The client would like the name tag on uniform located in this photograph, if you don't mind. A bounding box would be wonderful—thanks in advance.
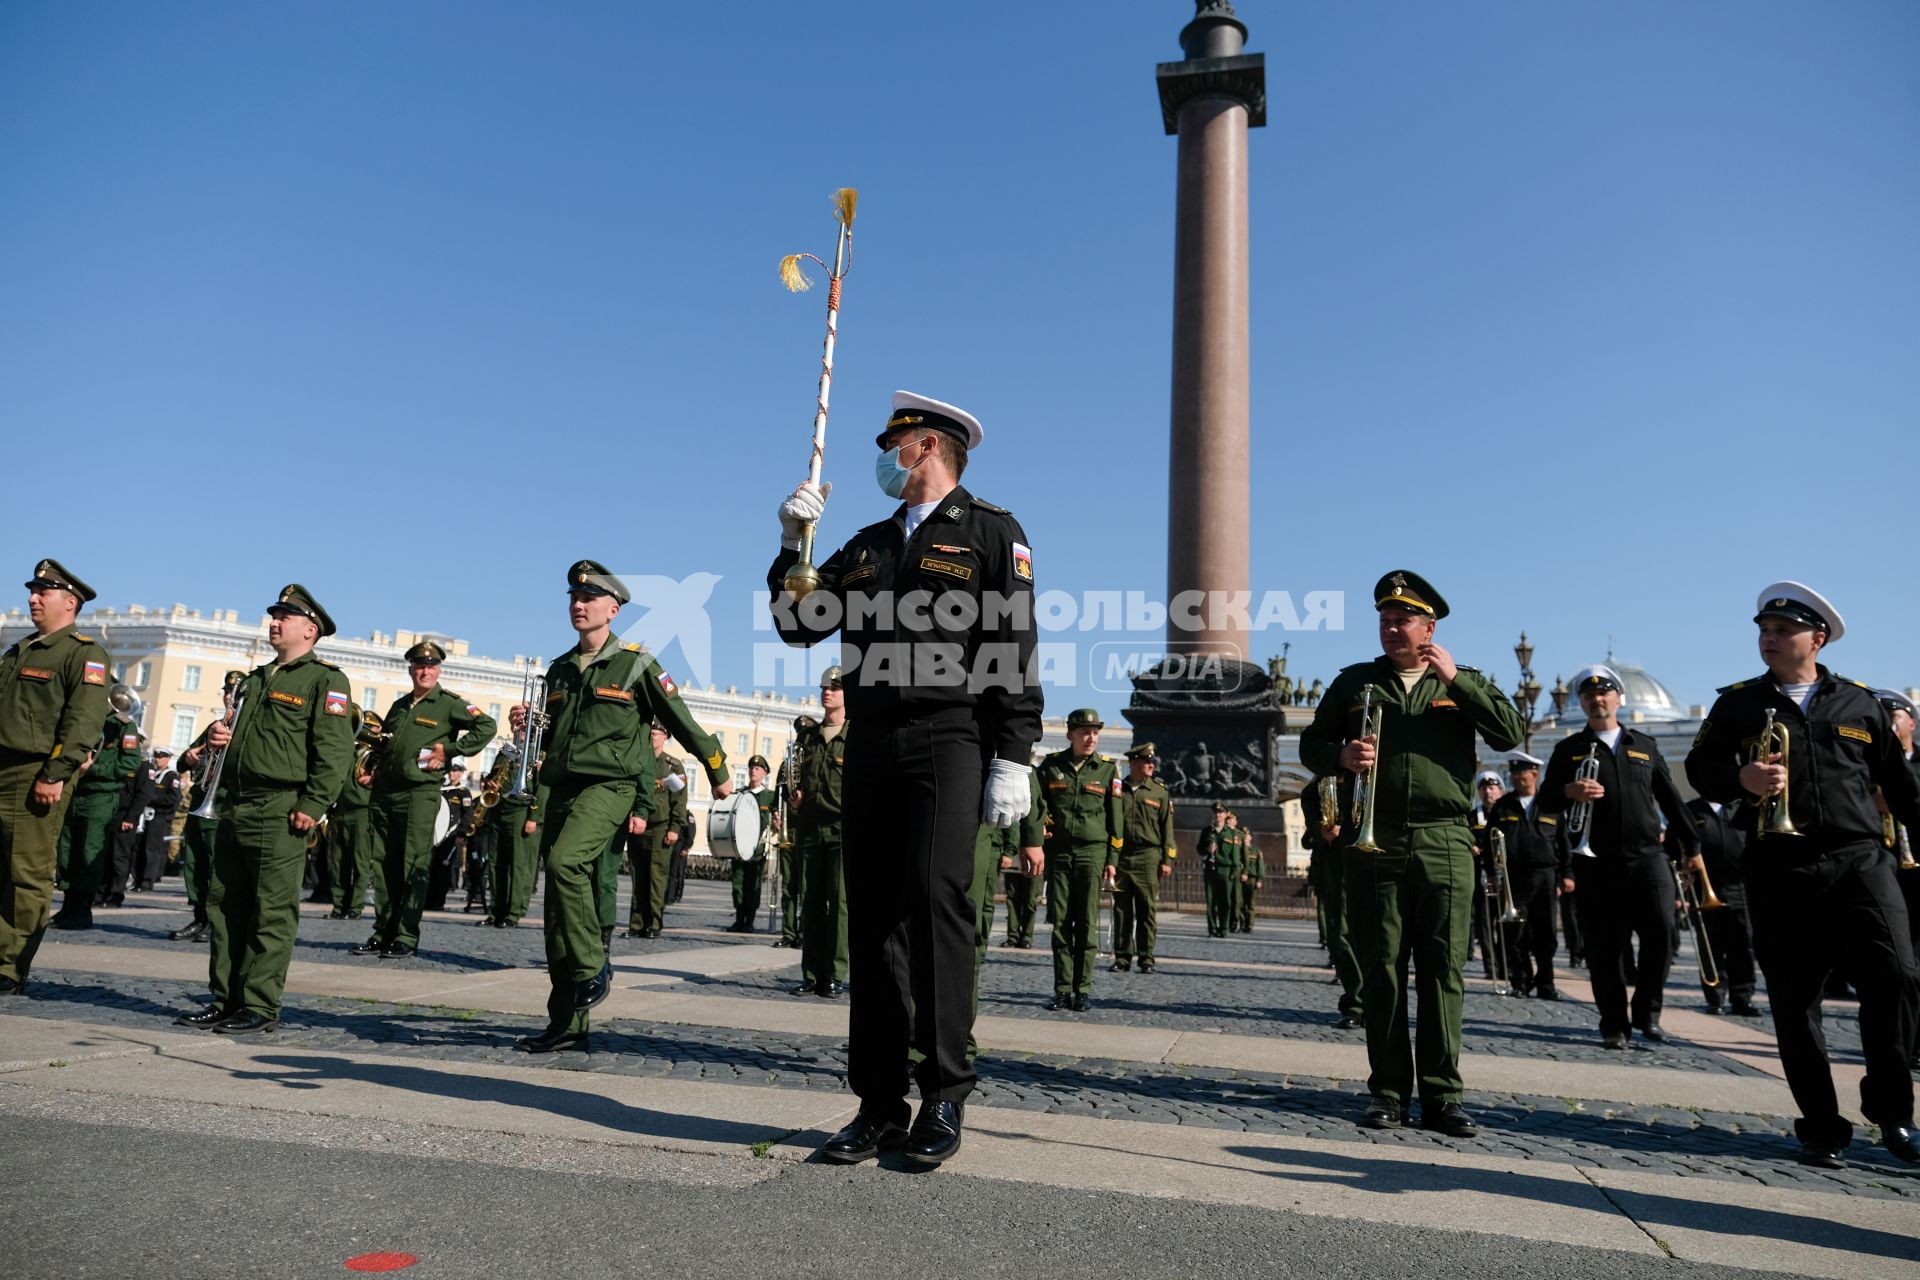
[1539,815,1558,826]
[1046,780,1068,791]
[1627,749,1650,762]
[1081,782,1106,795]
[17,667,51,682]
[920,557,971,581]
[1500,814,1518,823]
[546,691,566,704]
[414,716,438,727]
[1838,725,1873,745]
[1144,797,1161,808]
[270,690,307,708]
[593,686,634,702]
[1429,698,1457,709]
[930,544,974,556]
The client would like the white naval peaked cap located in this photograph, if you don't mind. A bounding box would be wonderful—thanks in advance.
[1507,751,1544,770]
[1571,664,1625,695]
[881,390,984,450]
[1474,770,1503,786]
[1753,580,1845,643]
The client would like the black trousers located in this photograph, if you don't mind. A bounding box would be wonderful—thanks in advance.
[139,817,173,887]
[1699,879,1757,1006]
[1560,886,1585,961]
[1573,854,1675,1036]
[842,708,984,1116]
[104,823,141,898]
[1503,866,1559,993]
[1749,842,1918,1142]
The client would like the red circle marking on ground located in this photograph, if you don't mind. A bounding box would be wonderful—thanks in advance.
[344,1253,419,1272]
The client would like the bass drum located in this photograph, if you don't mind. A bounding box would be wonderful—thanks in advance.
[431,796,452,846]
[707,790,762,861]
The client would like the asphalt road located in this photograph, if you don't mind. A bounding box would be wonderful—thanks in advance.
[5,1105,1799,1280]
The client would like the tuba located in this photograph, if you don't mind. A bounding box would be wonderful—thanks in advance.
[1749,707,1799,838]
[1349,686,1384,853]
[1564,749,1601,858]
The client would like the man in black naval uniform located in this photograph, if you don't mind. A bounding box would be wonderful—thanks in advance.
[1687,581,1920,1169]
[769,390,1043,1166]
[1485,752,1565,1000]
[1541,664,1697,1049]
[1682,793,1760,1016]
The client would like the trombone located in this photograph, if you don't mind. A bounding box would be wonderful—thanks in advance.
[1350,686,1384,853]
[1882,804,1918,871]
[1748,707,1800,838]
[1565,749,1600,858]
[506,661,547,803]
[1675,854,1723,989]
[1483,828,1522,996]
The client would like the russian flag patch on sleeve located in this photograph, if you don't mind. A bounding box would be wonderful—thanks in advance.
[325,690,350,716]
[658,672,679,698]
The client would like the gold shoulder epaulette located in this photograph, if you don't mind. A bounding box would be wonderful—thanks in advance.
[972,498,1010,515]
[623,643,641,653]
[74,633,96,644]
[314,659,340,671]
[1716,680,1749,694]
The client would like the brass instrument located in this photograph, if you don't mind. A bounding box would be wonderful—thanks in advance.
[507,663,547,802]
[1315,774,1340,834]
[1350,686,1384,853]
[775,739,797,853]
[353,709,390,778]
[1565,749,1601,858]
[1884,805,1918,871]
[188,676,245,821]
[466,750,515,832]
[1676,855,1722,989]
[1749,707,1800,837]
[1491,828,1524,924]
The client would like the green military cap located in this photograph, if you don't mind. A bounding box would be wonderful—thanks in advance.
[567,558,630,604]
[1212,801,1229,813]
[792,713,818,731]
[1374,569,1448,620]
[1125,742,1156,761]
[223,669,247,690]
[747,754,771,772]
[649,718,667,733]
[1066,708,1104,729]
[267,583,337,637]
[405,639,447,665]
[820,665,844,689]
[26,557,96,602]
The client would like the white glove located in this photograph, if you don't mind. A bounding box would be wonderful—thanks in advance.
[664,772,685,793]
[982,758,1032,829]
[778,481,831,549]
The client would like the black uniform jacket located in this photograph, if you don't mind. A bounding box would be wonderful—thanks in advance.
[1540,726,1697,861]
[1686,666,1920,855]
[1487,793,1565,873]
[1685,797,1748,887]
[767,484,1042,764]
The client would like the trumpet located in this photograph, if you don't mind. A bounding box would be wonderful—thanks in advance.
[188,678,245,822]
[1676,855,1722,989]
[507,662,547,803]
[1565,749,1601,858]
[1350,686,1384,853]
[1747,707,1799,837]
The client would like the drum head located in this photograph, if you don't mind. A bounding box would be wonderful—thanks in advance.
[707,790,762,861]
[432,797,452,846]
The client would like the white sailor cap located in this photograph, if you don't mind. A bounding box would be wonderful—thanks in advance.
[1753,580,1844,643]
[1571,664,1625,696]
[449,756,468,770]
[877,390,983,450]
[1474,770,1503,787]
[1506,751,1543,772]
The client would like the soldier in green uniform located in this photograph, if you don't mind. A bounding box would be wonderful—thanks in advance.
[1036,709,1123,1011]
[1300,570,1525,1137]
[727,756,777,932]
[0,559,111,994]
[1237,828,1264,933]
[168,672,242,944]
[509,559,730,1053]
[627,722,688,938]
[174,585,355,1033]
[324,756,373,919]
[1199,805,1238,937]
[774,739,806,951]
[1302,775,1363,1029]
[793,671,849,995]
[1111,743,1175,972]
[353,640,496,959]
[50,686,144,931]
[484,765,544,929]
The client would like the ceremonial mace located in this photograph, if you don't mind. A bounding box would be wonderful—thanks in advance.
[778,187,859,601]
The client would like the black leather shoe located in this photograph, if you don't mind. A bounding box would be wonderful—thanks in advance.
[326,910,346,920]
[1704,1003,1725,1015]
[380,943,417,959]
[1883,1126,1920,1165]
[516,1027,588,1054]
[1728,1001,1763,1018]
[1424,1103,1479,1138]
[821,981,846,997]
[820,1111,909,1164]
[1637,1023,1667,1044]
[771,938,791,948]
[0,976,23,996]
[213,1011,278,1035]
[905,1101,964,1165]
[623,928,644,939]
[792,982,817,997]
[1602,1031,1629,1050]
[573,960,612,1010]
[1796,1141,1845,1170]
[350,939,385,956]
[644,928,662,939]
[1110,959,1131,973]
[102,894,125,908]
[1137,959,1154,973]
[1335,1014,1362,1030]
[1070,993,1091,1012]
[174,1004,232,1029]
[1046,993,1072,1011]
[52,914,93,931]
[1534,987,1562,1002]
[1360,1096,1405,1129]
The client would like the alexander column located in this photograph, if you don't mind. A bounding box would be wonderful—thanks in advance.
[1129,3,1285,844]
[1161,0,1264,661]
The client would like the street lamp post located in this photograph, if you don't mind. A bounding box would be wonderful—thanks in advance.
[1512,631,1566,754]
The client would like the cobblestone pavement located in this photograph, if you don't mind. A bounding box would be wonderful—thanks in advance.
[20,881,1917,1204]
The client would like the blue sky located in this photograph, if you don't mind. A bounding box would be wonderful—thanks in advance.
[3,1,1916,717]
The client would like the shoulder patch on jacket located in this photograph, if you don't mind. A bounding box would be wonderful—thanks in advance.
[1837,725,1872,745]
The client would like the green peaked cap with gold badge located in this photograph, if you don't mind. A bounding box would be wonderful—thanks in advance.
[567,558,630,604]
[268,583,336,637]
[26,557,96,602]
[1373,569,1448,620]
